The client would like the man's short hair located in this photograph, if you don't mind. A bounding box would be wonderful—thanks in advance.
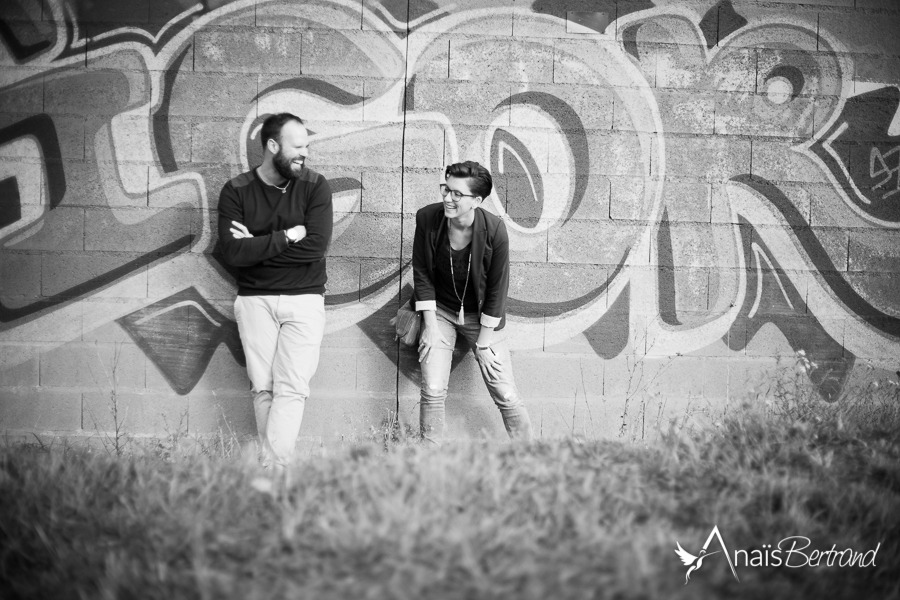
[260,113,305,150]
[444,161,492,199]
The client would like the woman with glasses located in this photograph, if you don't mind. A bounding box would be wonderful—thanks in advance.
[410,160,534,444]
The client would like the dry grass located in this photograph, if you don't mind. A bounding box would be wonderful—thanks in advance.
[1,374,899,599]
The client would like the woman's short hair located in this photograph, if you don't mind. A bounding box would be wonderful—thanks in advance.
[260,112,305,150]
[445,161,492,199]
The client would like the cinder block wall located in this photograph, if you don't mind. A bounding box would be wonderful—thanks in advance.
[1,0,898,444]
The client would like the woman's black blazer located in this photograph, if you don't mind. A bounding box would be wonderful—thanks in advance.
[411,202,510,330]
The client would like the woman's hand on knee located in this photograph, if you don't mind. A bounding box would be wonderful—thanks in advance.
[475,346,503,382]
[418,324,449,364]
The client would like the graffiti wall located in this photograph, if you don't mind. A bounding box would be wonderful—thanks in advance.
[1,0,898,442]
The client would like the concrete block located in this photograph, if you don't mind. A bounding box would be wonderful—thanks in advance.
[656,45,756,93]
[819,13,900,57]
[362,0,404,32]
[300,392,396,439]
[195,28,303,75]
[700,358,730,401]
[41,253,147,298]
[855,55,900,88]
[328,212,401,259]
[658,267,709,313]
[603,355,677,399]
[553,39,637,85]
[582,130,650,178]
[726,355,785,401]
[82,319,133,343]
[190,166,246,205]
[147,254,237,301]
[302,30,405,78]
[83,390,187,436]
[0,156,43,209]
[40,340,145,389]
[355,348,398,394]
[361,170,402,212]
[512,82,614,131]
[44,69,145,117]
[150,344,248,393]
[443,394,509,441]
[653,222,726,268]
[756,47,842,97]
[665,135,750,181]
[805,226,848,271]
[529,174,608,221]
[0,113,85,161]
[617,88,715,135]
[359,257,400,290]
[84,207,191,252]
[0,251,40,297]
[508,262,608,309]
[845,272,900,318]
[402,170,443,213]
[400,213,416,261]
[402,122,446,168]
[187,390,254,436]
[854,0,900,8]
[414,80,511,127]
[253,1,350,28]
[310,122,403,168]
[512,351,584,399]
[661,179,711,223]
[407,32,449,80]
[166,72,258,118]
[0,69,43,114]
[52,115,86,160]
[449,36,553,83]
[255,73,365,119]
[0,388,81,431]
[849,230,900,273]
[742,320,801,357]
[190,119,244,164]
[548,219,642,265]
[13,206,84,252]
[65,0,149,23]
[0,343,41,387]
[56,159,147,207]
[715,92,815,139]
[325,256,361,299]
[416,1,513,35]
[714,180,810,225]
[318,167,363,212]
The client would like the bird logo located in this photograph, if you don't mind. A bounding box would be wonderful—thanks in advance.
[673,526,740,585]
[675,543,720,584]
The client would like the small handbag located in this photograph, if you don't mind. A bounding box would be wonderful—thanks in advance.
[391,300,421,347]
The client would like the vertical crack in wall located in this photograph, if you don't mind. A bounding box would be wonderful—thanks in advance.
[394,0,413,422]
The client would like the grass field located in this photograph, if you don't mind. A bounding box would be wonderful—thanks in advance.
[1,378,899,599]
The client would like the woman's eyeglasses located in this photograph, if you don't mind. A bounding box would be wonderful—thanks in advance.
[439,184,477,201]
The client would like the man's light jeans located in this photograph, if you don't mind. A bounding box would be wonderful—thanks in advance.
[234,294,325,468]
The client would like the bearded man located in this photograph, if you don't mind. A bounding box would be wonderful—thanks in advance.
[217,112,333,470]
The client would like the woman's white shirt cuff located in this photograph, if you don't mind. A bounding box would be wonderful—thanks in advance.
[415,300,436,312]
[480,313,501,328]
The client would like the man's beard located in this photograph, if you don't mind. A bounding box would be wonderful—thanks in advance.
[273,149,302,180]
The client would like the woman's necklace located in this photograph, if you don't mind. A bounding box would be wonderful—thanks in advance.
[448,234,471,325]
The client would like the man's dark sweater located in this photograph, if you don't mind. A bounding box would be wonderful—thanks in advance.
[217,167,333,296]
